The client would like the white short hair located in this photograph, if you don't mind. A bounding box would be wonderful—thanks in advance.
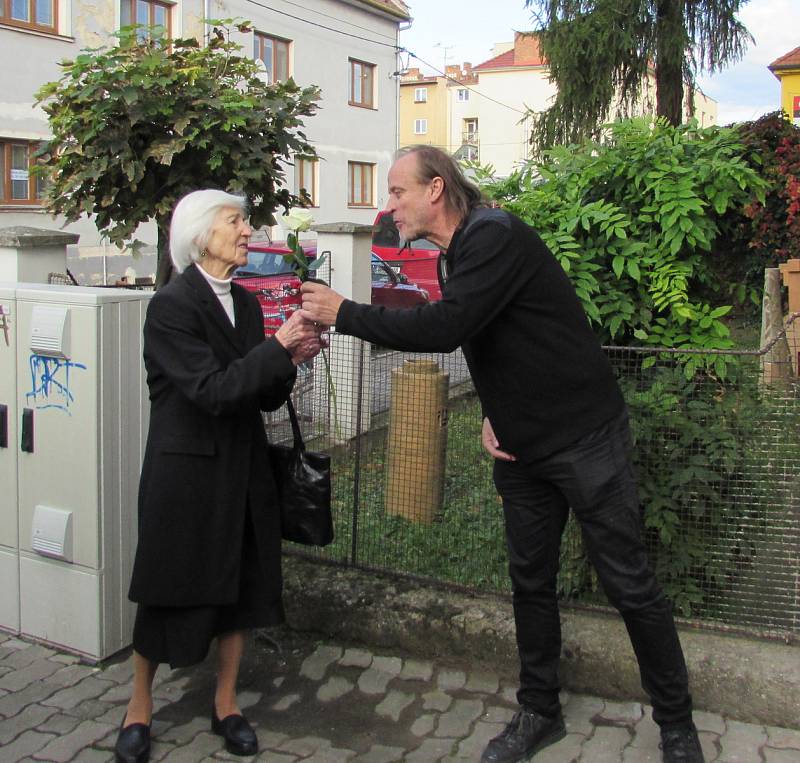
[169,190,249,273]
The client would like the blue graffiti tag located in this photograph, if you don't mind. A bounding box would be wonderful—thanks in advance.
[26,354,88,413]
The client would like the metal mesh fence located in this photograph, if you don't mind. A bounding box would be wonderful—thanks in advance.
[270,316,800,641]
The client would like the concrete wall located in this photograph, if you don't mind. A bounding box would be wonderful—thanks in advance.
[283,555,800,729]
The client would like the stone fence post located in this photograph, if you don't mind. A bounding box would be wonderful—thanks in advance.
[0,227,78,284]
[778,259,800,375]
[760,268,792,383]
[311,222,373,442]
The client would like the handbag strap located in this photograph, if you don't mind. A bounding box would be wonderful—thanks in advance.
[285,397,306,452]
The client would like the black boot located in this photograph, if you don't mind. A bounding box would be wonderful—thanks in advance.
[660,725,705,762]
[481,707,566,763]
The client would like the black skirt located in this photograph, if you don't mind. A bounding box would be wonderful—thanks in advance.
[132,503,284,669]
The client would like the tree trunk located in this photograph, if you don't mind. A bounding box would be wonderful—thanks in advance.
[655,0,685,126]
[154,214,173,290]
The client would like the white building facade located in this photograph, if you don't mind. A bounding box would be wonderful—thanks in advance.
[450,32,717,178]
[0,0,409,273]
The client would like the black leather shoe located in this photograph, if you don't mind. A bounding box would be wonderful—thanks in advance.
[660,725,705,762]
[114,720,150,763]
[211,708,258,756]
[481,707,566,763]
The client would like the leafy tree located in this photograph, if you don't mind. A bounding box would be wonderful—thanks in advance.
[711,112,800,310]
[524,0,752,149]
[35,22,320,286]
[471,118,766,368]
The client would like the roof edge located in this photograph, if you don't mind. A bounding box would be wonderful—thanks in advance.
[350,0,410,22]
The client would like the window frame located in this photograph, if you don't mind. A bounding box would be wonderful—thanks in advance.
[347,161,375,208]
[0,140,45,206]
[414,87,428,103]
[349,58,375,109]
[0,0,58,33]
[295,156,319,207]
[414,119,428,135]
[457,88,469,102]
[254,31,291,84]
[120,0,172,39]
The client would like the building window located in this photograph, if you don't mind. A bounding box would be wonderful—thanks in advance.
[349,59,375,108]
[120,0,171,39]
[0,0,57,32]
[348,161,374,207]
[457,88,469,102]
[414,87,427,103]
[414,119,428,135]
[0,140,45,205]
[254,32,290,84]
[295,156,318,207]
[463,118,479,142]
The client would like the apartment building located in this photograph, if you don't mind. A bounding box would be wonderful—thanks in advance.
[398,63,481,159]
[399,31,718,178]
[0,0,409,268]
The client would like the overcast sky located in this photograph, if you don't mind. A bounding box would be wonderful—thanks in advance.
[398,0,800,125]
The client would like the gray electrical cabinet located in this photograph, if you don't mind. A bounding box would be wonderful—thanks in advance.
[0,283,151,661]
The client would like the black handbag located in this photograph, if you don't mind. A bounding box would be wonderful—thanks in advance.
[269,398,334,546]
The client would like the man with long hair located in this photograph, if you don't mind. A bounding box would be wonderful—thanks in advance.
[300,146,703,763]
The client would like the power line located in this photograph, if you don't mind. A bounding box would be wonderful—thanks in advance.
[403,50,527,115]
[268,0,397,43]
[240,2,527,116]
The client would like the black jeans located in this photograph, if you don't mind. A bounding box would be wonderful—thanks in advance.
[493,409,692,729]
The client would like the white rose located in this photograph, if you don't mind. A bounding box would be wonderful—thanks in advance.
[280,207,314,232]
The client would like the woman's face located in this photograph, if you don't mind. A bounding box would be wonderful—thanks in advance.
[202,206,253,277]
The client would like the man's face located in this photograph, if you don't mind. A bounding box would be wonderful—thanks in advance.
[385,153,435,242]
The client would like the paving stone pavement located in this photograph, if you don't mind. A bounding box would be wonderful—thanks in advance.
[1,629,799,763]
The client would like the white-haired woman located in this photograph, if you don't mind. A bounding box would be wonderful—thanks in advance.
[115,190,323,763]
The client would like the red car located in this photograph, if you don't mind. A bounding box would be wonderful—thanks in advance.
[371,211,442,301]
[235,242,430,336]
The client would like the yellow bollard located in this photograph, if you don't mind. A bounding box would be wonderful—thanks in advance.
[385,359,449,525]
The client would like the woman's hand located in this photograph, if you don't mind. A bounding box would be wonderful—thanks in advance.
[275,312,328,366]
[289,332,328,366]
[275,312,318,353]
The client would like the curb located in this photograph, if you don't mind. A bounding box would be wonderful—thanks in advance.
[282,554,800,729]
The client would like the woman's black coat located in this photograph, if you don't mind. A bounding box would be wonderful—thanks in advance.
[128,264,296,607]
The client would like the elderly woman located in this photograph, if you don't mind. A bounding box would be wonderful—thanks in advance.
[114,190,323,763]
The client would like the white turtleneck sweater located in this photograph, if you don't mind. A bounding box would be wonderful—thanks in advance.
[197,265,235,326]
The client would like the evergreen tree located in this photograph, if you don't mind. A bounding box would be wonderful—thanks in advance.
[525,0,752,149]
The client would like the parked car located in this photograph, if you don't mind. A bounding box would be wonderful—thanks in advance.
[234,242,430,336]
[371,211,442,301]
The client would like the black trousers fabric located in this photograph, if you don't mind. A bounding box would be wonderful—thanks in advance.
[492,409,693,729]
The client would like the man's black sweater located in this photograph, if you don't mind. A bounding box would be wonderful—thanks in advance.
[336,207,624,461]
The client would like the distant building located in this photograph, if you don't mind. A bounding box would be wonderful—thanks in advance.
[399,31,718,177]
[0,0,409,276]
[399,63,479,158]
[768,46,800,127]
[399,69,448,150]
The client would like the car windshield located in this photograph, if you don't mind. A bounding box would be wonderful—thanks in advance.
[236,251,294,277]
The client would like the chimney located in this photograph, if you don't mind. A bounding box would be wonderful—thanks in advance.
[514,31,542,65]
